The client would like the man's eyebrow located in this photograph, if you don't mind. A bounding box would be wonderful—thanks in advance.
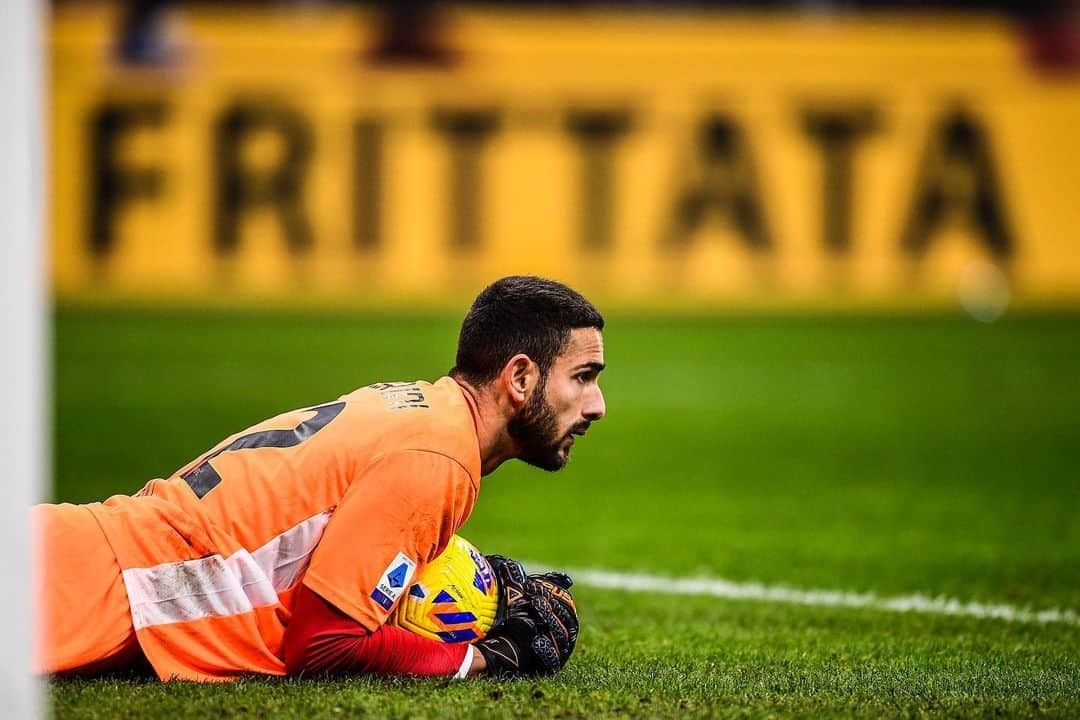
[575,361,606,373]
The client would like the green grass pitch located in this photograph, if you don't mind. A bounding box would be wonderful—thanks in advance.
[51,308,1080,718]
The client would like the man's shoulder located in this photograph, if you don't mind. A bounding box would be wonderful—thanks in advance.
[339,378,480,481]
[339,377,457,415]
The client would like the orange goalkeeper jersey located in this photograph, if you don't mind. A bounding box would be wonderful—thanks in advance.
[78,377,481,681]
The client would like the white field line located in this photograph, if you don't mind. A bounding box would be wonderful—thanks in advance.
[541,566,1080,627]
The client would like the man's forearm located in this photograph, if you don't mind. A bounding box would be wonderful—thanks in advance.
[285,582,478,678]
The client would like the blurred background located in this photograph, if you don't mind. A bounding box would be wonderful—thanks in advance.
[51,0,1080,311]
[51,0,1079,614]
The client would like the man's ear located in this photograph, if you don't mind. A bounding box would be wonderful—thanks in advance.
[501,354,537,406]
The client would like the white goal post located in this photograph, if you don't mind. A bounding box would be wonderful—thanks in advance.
[0,0,46,716]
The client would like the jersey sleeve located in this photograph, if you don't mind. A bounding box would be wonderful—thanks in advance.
[284,582,470,678]
[302,449,478,632]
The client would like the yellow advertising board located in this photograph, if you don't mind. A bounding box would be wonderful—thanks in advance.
[51,6,1080,306]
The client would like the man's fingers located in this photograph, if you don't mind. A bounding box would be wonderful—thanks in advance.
[526,587,573,660]
[489,555,527,589]
[532,578,578,641]
[550,592,578,628]
[488,554,532,628]
[531,571,574,591]
[549,598,578,643]
[525,582,560,626]
[529,635,561,675]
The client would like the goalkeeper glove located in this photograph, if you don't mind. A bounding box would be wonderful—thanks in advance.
[476,557,578,678]
[528,572,579,668]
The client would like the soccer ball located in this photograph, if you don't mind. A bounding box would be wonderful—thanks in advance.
[388,534,500,643]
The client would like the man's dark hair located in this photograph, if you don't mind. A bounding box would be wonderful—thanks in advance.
[451,276,604,386]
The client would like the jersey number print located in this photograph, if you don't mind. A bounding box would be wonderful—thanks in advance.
[181,401,346,498]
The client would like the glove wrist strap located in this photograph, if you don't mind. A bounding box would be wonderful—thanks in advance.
[453,645,475,680]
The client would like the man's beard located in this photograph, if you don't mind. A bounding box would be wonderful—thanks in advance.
[507,377,567,472]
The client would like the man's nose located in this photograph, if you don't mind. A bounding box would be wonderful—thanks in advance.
[584,386,606,421]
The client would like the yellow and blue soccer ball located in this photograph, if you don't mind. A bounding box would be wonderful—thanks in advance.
[388,534,499,643]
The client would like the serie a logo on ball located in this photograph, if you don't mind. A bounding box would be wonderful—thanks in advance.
[388,535,500,643]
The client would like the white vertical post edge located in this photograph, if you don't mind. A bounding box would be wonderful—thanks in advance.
[0,0,46,717]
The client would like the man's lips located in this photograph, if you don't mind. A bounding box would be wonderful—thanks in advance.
[565,424,591,449]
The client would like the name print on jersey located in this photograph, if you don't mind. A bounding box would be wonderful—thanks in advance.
[369,382,430,410]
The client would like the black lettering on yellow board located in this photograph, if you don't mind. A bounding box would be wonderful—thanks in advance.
[430,109,501,250]
[88,99,169,260]
[803,107,879,254]
[900,108,1013,262]
[663,115,772,253]
[82,98,1018,273]
[353,120,384,250]
[213,101,314,257]
[565,110,633,251]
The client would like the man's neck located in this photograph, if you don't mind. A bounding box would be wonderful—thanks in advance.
[452,376,515,476]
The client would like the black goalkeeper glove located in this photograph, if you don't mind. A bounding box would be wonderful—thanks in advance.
[485,554,530,622]
[528,572,579,667]
[476,557,579,678]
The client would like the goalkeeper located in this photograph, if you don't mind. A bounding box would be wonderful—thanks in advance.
[35,276,606,681]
